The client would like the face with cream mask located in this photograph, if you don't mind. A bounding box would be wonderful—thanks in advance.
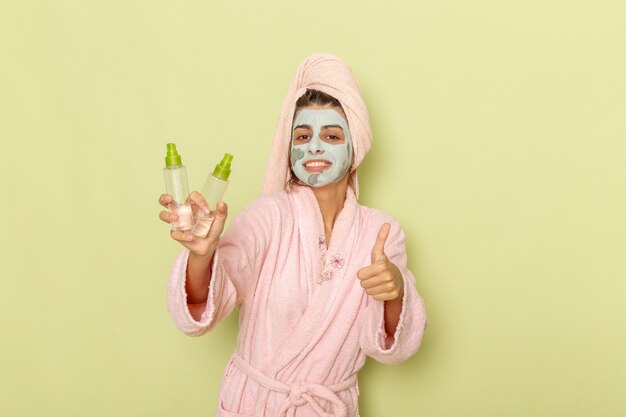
[290,108,354,187]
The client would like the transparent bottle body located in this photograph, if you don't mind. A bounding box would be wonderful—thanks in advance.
[191,174,229,237]
[164,165,193,231]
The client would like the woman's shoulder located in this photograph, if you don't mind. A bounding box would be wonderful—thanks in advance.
[358,202,402,228]
[357,204,408,250]
[232,189,291,224]
[253,189,292,210]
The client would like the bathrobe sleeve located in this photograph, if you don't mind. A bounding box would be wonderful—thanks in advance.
[358,219,428,364]
[167,197,276,336]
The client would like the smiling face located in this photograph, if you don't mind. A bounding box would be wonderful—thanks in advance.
[290,108,353,187]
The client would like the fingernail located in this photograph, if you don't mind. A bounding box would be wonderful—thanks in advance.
[202,207,210,215]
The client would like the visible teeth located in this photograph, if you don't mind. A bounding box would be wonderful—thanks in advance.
[305,161,330,167]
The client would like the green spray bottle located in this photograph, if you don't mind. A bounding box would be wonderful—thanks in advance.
[163,143,193,231]
[191,153,233,237]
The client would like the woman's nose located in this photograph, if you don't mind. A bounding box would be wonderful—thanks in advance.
[307,136,324,154]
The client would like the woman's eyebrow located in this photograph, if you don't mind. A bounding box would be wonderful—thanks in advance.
[294,124,312,130]
[321,124,344,130]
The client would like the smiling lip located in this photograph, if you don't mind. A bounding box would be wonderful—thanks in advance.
[303,159,332,173]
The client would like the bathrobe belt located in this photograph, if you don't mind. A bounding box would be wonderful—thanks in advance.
[232,354,357,417]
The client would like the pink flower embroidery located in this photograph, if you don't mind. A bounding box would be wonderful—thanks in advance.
[330,254,344,269]
[317,236,343,285]
[318,269,334,285]
[318,253,344,285]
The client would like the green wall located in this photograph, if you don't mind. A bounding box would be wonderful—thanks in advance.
[1,1,625,416]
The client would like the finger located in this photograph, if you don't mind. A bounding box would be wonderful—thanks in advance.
[159,194,173,208]
[364,283,396,296]
[371,223,391,263]
[171,229,194,242]
[357,262,387,281]
[187,191,209,211]
[159,210,178,224]
[206,201,229,239]
[372,290,402,301]
[359,275,391,289]
[216,201,228,214]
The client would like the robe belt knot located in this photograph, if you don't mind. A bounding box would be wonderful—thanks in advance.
[232,354,357,417]
[288,386,307,406]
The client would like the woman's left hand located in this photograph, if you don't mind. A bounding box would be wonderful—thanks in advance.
[357,223,404,301]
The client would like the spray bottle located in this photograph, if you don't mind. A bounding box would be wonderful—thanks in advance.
[163,143,193,231]
[191,153,233,237]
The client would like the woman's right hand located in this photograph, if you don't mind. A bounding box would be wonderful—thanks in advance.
[158,192,229,260]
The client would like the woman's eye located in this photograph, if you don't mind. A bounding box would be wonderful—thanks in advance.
[326,135,339,140]
[297,135,310,141]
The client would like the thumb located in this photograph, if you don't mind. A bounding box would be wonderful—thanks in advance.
[371,223,391,263]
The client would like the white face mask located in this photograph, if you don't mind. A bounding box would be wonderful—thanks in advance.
[290,109,353,187]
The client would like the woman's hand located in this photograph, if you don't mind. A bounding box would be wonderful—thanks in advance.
[158,192,229,259]
[357,223,404,301]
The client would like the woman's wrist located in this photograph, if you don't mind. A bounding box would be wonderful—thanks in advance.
[185,249,215,304]
[188,245,216,265]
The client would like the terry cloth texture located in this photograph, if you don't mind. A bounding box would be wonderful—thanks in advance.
[168,185,427,417]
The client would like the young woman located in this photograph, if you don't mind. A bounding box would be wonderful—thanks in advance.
[159,53,427,417]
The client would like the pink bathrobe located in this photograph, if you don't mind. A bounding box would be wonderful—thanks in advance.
[168,185,427,417]
[168,53,427,416]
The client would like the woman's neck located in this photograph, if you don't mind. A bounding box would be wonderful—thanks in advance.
[311,175,349,244]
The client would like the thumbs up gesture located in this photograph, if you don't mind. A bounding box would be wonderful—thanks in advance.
[357,223,404,301]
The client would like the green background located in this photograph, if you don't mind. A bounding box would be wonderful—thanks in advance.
[1,1,625,416]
